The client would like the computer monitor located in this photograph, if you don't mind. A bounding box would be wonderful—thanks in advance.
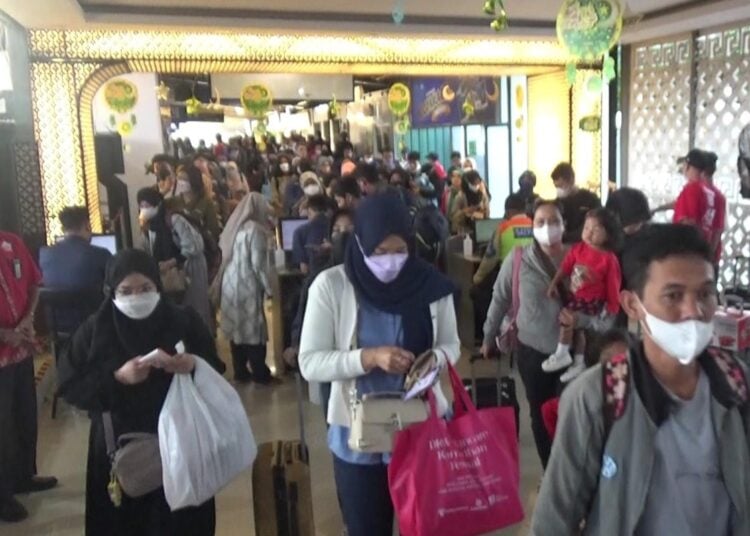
[91,234,118,255]
[52,234,118,255]
[474,218,502,244]
[278,218,308,252]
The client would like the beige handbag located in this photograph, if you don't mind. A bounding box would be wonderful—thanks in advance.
[160,265,189,294]
[348,393,429,453]
[103,413,162,504]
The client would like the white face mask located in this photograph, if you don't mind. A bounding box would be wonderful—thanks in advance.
[469,183,481,193]
[175,181,191,196]
[280,163,290,173]
[139,206,159,221]
[640,304,714,365]
[304,185,320,196]
[533,224,564,247]
[556,186,571,199]
[114,292,161,320]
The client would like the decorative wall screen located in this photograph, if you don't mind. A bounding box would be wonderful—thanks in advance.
[628,25,750,289]
[628,36,692,209]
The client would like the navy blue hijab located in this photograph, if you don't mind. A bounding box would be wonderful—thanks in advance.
[344,191,456,356]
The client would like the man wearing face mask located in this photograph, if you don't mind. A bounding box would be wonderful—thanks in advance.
[533,224,750,536]
[551,162,601,244]
[292,194,331,275]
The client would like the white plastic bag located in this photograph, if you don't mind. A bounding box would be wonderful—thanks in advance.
[159,356,257,510]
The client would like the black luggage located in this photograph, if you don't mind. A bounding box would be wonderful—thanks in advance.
[463,352,520,438]
[252,374,314,536]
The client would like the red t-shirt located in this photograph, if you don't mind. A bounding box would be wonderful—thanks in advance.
[0,232,41,368]
[673,180,714,241]
[561,242,622,314]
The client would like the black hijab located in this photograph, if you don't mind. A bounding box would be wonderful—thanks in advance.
[137,187,181,264]
[344,191,456,356]
[100,249,183,359]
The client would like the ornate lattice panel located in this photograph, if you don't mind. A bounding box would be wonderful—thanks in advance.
[28,30,570,68]
[12,141,46,237]
[29,62,86,240]
[694,25,750,204]
[628,37,692,208]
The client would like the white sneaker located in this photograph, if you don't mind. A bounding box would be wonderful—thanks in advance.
[560,361,586,383]
[542,352,573,372]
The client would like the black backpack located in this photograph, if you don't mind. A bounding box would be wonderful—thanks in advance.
[409,203,449,265]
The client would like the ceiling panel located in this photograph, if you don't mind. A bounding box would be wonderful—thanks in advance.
[74,0,703,19]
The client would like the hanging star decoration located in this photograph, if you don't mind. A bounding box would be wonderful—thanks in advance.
[155,81,169,102]
[483,0,508,32]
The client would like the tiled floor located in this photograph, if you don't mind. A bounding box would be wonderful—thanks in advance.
[4,352,542,535]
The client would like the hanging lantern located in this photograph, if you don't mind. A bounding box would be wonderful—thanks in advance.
[556,0,622,88]
[104,79,139,137]
[387,83,411,117]
[240,83,273,118]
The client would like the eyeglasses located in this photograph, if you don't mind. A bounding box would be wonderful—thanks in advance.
[115,282,156,297]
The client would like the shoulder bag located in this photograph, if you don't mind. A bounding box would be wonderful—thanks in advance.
[348,350,437,453]
[102,412,162,505]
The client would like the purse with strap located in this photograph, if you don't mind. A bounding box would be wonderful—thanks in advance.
[348,350,437,453]
[102,412,162,505]
[496,247,523,354]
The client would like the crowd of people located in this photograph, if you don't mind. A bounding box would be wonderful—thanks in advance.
[0,127,745,536]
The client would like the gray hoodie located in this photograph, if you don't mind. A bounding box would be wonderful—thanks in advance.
[482,243,564,354]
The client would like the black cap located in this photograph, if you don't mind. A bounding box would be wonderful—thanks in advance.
[683,149,716,173]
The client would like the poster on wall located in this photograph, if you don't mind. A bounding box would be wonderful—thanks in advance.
[410,77,500,128]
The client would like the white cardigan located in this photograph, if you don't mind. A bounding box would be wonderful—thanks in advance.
[299,265,461,427]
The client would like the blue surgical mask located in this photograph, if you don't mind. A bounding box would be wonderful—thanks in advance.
[357,236,408,284]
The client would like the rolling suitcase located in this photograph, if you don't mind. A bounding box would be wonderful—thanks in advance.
[463,352,520,438]
[252,374,315,536]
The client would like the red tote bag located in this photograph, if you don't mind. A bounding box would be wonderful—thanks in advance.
[388,364,524,536]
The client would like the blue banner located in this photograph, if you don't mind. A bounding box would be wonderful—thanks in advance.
[410,77,500,128]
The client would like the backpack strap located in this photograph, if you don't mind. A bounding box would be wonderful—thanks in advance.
[602,352,630,436]
[510,246,523,321]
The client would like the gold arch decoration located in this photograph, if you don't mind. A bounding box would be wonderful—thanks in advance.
[28,28,570,240]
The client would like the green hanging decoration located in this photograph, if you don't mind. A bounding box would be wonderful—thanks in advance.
[483,0,508,32]
[556,0,623,89]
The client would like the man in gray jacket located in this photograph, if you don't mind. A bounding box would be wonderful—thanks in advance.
[533,224,750,535]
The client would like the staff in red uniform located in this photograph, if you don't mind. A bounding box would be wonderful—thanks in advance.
[0,231,57,522]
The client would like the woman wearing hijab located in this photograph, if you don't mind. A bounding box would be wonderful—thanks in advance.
[291,171,325,218]
[218,193,274,384]
[270,154,295,216]
[458,170,490,231]
[173,164,222,242]
[137,188,213,332]
[298,192,460,536]
[220,161,249,221]
[57,250,225,536]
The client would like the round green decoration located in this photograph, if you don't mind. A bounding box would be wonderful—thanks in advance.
[104,79,138,114]
[557,0,622,64]
[241,84,274,118]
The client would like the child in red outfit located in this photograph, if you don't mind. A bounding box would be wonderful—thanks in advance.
[543,209,622,382]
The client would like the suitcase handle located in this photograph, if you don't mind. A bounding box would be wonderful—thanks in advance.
[294,373,308,464]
